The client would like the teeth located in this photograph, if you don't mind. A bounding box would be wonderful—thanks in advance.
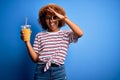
[51,23,54,26]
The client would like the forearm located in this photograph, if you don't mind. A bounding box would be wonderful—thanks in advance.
[48,7,83,37]
[25,41,39,62]
[64,17,83,37]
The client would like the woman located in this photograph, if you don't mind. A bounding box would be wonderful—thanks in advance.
[21,4,83,80]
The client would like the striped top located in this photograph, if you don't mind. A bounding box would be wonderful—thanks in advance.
[33,30,78,72]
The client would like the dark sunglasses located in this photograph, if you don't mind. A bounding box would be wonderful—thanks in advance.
[45,15,60,20]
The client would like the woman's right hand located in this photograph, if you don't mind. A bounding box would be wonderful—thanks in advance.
[20,29,32,42]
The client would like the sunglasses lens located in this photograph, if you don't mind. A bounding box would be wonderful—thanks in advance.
[53,16,59,20]
[45,15,51,19]
[45,15,59,20]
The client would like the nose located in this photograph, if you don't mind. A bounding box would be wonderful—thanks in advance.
[50,19,53,23]
[49,17,54,22]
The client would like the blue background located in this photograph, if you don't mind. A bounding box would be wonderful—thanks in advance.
[0,0,120,80]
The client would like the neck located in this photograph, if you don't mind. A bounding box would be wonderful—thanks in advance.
[48,29,60,32]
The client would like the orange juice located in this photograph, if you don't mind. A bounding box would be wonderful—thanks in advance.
[22,28,31,41]
[21,17,31,42]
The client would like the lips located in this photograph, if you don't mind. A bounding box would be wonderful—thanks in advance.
[50,23,55,27]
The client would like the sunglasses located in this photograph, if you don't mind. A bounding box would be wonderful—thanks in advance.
[45,15,60,20]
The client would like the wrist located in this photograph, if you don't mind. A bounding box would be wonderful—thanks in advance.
[25,41,30,45]
[62,16,68,20]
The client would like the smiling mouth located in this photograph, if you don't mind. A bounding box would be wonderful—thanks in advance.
[50,23,55,27]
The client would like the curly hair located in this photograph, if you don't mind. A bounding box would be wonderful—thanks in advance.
[38,4,66,30]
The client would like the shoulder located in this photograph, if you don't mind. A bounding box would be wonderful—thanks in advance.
[59,30,73,34]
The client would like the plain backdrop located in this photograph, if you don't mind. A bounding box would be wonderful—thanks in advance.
[0,0,120,80]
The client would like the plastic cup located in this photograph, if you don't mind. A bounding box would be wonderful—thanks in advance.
[21,25,31,42]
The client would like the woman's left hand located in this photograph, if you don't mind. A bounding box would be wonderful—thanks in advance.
[47,7,66,20]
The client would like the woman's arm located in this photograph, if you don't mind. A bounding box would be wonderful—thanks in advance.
[21,31,39,62]
[48,7,83,38]
[64,17,83,38]
[25,41,39,62]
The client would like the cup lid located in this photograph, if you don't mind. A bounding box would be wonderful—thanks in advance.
[21,25,31,29]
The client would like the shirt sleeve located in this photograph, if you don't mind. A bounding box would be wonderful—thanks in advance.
[64,30,79,43]
[33,33,40,54]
